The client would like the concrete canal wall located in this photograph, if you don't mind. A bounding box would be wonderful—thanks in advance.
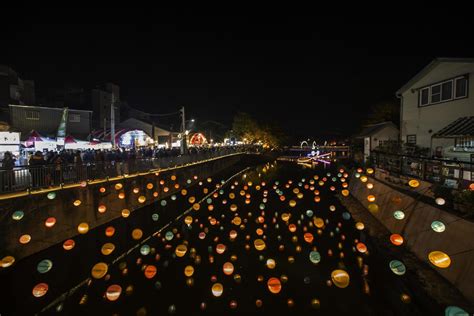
[348,174,474,303]
[0,153,255,262]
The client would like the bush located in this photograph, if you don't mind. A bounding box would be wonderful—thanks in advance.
[454,190,474,217]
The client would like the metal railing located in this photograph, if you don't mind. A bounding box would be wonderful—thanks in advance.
[0,148,248,194]
[370,150,474,189]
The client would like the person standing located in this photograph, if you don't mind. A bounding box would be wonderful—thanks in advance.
[1,151,15,192]
[29,151,45,189]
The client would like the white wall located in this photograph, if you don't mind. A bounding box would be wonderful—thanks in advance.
[401,61,474,154]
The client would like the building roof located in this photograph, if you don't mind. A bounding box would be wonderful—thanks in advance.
[396,57,474,96]
[355,122,398,138]
[9,104,93,113]
[433,116,474,138]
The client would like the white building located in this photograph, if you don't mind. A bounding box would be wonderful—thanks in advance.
[397,58,474,161]
[355,122,399,162]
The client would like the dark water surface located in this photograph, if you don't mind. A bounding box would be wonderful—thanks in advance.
[0,161,442,315]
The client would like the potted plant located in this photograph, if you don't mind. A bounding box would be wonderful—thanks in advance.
[453,189,474,217]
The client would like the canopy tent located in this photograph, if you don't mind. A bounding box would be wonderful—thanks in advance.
[23,130,44,147]
[90,128,153,148]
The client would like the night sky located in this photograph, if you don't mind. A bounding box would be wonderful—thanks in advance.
[2,12,474,140]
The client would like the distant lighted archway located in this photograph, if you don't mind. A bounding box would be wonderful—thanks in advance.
[189,133,207,145]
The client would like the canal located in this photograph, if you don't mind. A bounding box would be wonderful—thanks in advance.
[0,160,453,315]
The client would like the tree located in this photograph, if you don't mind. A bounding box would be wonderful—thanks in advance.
[365,99,400,126]
[232,112,259,143]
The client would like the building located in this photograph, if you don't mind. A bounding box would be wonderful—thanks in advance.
[397,58,474,161]
[118,117,179,147]
[92,83,121,129]
[0,65,36,107]
[9,104,92,140]
[355,122,399,162]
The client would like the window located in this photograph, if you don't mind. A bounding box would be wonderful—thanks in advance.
[455,77,468,98]
[420,88,429,106]
[441,80,453,101]
[418,75,468,107]
[69,113,81,123]
[431,84,441,103]
[406,135,416,145]
[25,110,40,120]
[455,137,474,148]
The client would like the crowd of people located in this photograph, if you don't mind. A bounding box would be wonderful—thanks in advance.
[0,145,248,192]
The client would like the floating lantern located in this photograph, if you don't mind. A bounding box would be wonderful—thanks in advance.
[184,265,194,277]
[118,192,125,199]
[45,217,56,228]
[144,265,157,278]
[341,189,349,197]
[77,222,89,234]
[106,284,122,301]
[152,213,159,221]
[63,239,75,250]
[1,256,15,268]
[309,251,321,264]
[121,209,130,218]
[105,226,115,237]
[131,228,143,240]
[428,251,451,268]
[431,221,446,233]
[355,222,365,230]
[366,183,374,189]
[267,277,282,294]
[314,218,324,228]
[37,259,53,274]
[289,224,297,233]
[99,187,106,193]
[367,195,376,202]
[216,244,226,254]
[175,244,188,257]
[91,262,108,279]
[193,203,200,211]
[138,196,146,203]
[47,192,56,199]
[73,200,81,207]
[367,204,379,213]
[12,210,24,221]
[408,179,419,188]
[329,205,336,212]
[254,239,266,251]
[19,234,31,244]
[360,176,368,183]
[265,258,276,269]
[289,200,296,207]
[304,233,314,243]
[223,262,234,275]
[435,197,445,206]
[211,283,223,297]
[394,210,405,220]
[445,306,468,316]
[101,243,115,256]
[331,269,350,288]
[140,245,151,256]
[390,234,404,246]
[98,205,107,213]
[115,183,123,190]
[389,260,406,275]
[356,242,367,253]
[32,283,48,298]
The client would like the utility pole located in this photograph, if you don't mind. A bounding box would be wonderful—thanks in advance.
[180,106,186,155]
[111,93,116,149]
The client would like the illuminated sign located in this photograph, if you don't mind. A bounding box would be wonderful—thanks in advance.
[0,132,20,145]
